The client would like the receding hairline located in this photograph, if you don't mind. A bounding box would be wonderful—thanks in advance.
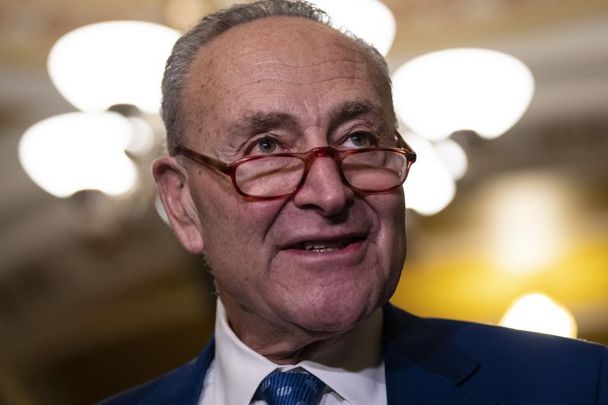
[183,14,383,88]
[185,15,340,74]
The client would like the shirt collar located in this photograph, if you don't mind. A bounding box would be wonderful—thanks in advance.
[213,299,385,405]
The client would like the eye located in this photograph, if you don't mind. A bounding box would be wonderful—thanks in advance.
[246,136,280,155]
[343,131,378,149]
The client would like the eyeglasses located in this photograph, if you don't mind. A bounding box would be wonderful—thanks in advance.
[174,137,416,201]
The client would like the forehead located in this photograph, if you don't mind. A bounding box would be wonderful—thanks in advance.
[191,16,373,83]
[181,16,390,148]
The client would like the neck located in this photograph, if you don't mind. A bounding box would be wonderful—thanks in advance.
[222,302,344,365]
[218,297,383,366]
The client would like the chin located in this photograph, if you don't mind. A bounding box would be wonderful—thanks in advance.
[289,290,381,334]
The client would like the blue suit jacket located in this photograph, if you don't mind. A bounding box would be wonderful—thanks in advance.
[101,305,608,404]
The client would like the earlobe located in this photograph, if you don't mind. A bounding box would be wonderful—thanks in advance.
[153,156,204,254]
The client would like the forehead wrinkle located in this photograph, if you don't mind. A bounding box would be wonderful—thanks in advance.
[235,43,358,69]
[236,74,366,88]
[226,28,365,83]
[227,58,363,89]
[248,55,358,67]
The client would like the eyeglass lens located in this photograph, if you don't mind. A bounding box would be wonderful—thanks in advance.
[234,150,409,197]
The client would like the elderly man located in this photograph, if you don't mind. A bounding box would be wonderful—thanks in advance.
[103,1,607,404]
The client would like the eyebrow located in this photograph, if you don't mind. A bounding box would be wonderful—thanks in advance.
[227,112,298,137]
[329,100,376,120]
[224,100,387,147]
[327,100,388,133]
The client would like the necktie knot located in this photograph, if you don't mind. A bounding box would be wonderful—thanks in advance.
[256,369,326,405]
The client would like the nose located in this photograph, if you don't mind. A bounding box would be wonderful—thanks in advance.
[292,155,354,216]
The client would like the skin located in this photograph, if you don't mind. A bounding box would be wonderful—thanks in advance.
[154,16,406,364]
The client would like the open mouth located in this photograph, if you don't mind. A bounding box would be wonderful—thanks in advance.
[290,236,364,253]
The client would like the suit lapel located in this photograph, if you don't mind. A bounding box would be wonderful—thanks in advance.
[143,337,216,405]
[383,305,496,405]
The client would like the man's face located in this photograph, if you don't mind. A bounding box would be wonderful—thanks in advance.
[178,17,406,338]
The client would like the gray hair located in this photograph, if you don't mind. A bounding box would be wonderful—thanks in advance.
[161,0,393,154]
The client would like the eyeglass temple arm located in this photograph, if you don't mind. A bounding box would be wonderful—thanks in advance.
[395,132,417,163]
[174,146,233,174]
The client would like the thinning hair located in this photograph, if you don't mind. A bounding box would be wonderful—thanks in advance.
[161,0,393,154]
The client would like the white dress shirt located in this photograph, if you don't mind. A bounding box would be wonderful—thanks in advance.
[198,299,386,405]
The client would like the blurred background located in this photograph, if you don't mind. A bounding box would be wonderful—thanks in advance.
[1,0,607,403]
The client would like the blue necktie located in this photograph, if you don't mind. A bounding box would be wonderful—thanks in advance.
[256,369,326,405]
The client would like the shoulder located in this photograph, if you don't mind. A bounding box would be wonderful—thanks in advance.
[98,338,215,405]
[424,315,606,363]
[384,305,607,403]
[435,317,607,403]
[386,303,606,360]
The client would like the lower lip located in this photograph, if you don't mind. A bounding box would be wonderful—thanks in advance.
[280,239,367,263]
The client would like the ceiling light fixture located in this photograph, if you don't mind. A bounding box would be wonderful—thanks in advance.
[393,48,534,141]
[47,21,181,114]
[19,112,139,198]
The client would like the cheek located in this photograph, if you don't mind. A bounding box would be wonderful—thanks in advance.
[375,193,407,269]
[197,200,264,296]
[195,186,284,265]
[376,191,405,237]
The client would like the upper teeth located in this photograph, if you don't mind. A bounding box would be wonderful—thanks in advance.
[302,240,349,251]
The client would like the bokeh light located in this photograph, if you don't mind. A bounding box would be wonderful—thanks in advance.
[163,0,216,30]
[500,293,578,338]
[309,0,396,56]
[483,174,569,273]
[403,134,456,216]
[48,21,181,113]
[433,138,468,181]
[393,48,534,140]
[18,112,139,198]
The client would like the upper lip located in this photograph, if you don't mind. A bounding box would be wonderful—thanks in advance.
[280,230,368,250]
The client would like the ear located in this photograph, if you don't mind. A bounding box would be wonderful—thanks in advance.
[153,155,204,255]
